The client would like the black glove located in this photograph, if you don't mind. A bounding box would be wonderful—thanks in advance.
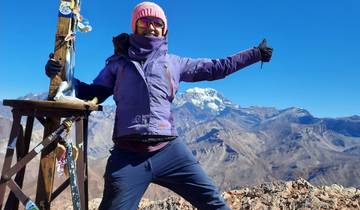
[257,39,273,62]
[45,53,62,77]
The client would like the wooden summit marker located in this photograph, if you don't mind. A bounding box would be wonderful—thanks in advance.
[36,0,80,209]
[0,0,97,209]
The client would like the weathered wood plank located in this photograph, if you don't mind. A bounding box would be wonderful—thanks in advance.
[0,112,22,209]
[3,100,101,111]
[37,0,76,208]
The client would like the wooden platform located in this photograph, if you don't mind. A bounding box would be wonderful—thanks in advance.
[0,99,102,210]
[3,99,102,114]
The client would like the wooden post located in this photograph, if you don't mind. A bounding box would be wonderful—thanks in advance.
[4,116,34,210]
[49,0,76,97]
[35,118,61,209]
[36,0,78,209]
[0,112,22,209]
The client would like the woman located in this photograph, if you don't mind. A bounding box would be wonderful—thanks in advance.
[46,2,272,209]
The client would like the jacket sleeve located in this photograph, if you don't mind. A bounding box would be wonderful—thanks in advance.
[179,48,262,82]
[75,79,113,104]
[75,56,119,103]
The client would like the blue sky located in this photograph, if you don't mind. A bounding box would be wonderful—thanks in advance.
[0,0,359,118]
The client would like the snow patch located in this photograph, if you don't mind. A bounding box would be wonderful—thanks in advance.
[174,87,235,113]
[207,102,219,111]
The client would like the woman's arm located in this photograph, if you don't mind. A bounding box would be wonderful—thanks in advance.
[179,47,262,82]
[75,57,120,103]
[75,79,113,104]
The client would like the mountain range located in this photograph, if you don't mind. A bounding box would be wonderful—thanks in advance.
[0,87,359,202]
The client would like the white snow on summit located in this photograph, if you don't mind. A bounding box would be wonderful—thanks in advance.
[173,87,235,113]
[17,92,48,101]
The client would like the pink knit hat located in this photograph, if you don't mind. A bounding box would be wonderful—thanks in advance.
[132,2,167,35]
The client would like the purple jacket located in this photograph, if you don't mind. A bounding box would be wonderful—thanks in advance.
[91,35,261,141]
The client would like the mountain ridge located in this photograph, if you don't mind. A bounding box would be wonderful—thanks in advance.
[0,87,359,203]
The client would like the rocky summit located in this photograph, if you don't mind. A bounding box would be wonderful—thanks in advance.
[138,179,360,210]
[68,179,359,209]
[220,179,360,210]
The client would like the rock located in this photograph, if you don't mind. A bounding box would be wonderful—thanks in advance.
[331,184,344,193]
[59,179,360,210]
[343,187,357,195]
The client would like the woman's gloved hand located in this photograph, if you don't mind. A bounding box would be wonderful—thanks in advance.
[45,53,62,77]
[257,39,273,62]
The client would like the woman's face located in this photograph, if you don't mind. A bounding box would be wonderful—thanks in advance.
[136,17,164,37]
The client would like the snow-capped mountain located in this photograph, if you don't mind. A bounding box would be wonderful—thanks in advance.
[17,92,48,101]
[173,87,238,113]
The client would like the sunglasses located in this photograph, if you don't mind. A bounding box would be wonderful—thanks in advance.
[136,17,164,29]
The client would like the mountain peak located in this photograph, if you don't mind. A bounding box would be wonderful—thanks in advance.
[185,87,217,95]
[17,92,48,101]
[173,87,236,113]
